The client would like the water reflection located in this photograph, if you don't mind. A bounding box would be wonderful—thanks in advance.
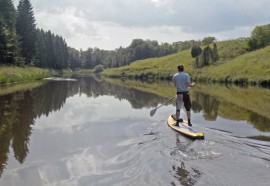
[191,92,220,121]
[105,78,270,133]
[172,162,202,186]
[0,80,77,177]
[189,84,270,132]
[1,76,270,179]
[0,76,169,178]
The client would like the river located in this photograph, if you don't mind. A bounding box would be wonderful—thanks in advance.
[0,76,270,186]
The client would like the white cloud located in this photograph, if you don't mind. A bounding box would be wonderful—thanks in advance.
[150,0,170,7]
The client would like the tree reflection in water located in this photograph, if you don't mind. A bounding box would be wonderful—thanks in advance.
[1,76,270,178]
[0,76,167,177]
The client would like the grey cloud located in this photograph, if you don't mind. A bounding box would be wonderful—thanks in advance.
[18,0,270,33]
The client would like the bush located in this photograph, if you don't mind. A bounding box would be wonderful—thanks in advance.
[93,65,104,74]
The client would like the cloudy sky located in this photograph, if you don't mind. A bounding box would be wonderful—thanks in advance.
[14,0,270,50]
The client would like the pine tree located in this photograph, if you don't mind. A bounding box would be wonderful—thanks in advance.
[16,0,37,64]
[45,31,55,68]
[0,17,10,64]
[36,28,47,67]
[0,0,23,65]
[0,0,16,30]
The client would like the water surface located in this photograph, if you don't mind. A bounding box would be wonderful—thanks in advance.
[0,76,270,186]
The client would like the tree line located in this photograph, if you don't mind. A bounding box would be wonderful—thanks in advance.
[0,0,200,70]
[0,0,69,69]
[71,23,270,70]
[2,0,269,71]
[69,39,201,70]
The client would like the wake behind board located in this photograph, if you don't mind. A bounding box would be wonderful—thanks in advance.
[167,114,204,139]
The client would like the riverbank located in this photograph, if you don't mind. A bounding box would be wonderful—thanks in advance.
[102,45,270,86]
[0,67,51,85]
[0,66,73,85]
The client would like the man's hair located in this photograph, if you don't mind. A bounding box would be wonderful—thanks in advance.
[177,65,184,72]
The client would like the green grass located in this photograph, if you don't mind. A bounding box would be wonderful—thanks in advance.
[102,44,270,85]
[192,46,270,83]
[0,66,53,85]
[103,50,193,79]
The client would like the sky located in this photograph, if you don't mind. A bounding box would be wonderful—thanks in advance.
[14,0,270,50]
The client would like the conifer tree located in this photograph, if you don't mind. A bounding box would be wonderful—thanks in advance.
[0,17,10,64]
[16,0,37,64]
[0,0,22,65]
[0,0,16,30]
[36,28,47,67]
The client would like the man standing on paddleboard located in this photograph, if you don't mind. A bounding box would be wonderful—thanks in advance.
[172,65,195,127]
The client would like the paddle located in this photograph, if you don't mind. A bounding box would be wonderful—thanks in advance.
[150,96,175,117]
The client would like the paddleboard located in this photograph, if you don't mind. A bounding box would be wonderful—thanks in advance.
[167,114,204,139]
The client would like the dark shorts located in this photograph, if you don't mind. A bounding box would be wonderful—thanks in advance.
[176,92,191,111]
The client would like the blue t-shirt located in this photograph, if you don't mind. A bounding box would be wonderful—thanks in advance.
[172,72,190,93]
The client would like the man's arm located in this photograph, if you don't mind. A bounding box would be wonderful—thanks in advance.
[188,82,196,87]
[186,74,195,87]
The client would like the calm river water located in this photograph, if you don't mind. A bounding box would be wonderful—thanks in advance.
[0,76,270,186]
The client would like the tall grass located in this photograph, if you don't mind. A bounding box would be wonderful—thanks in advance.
[103,50,194,79]
[0,66,52,85]
[192,46,270,84]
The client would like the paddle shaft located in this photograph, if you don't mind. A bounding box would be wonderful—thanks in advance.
[150,96,175,116]
[156,96,175,109]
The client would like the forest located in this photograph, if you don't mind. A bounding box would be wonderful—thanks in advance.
[1,0,270,72]
[0,0,199,71]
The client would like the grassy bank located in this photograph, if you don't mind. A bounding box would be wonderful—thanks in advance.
[0,66,54,85]
[103,50,192,79]
[102,45,270,85]
[192,46,270,84]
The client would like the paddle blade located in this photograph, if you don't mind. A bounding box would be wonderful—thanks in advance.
[150,108,157,117]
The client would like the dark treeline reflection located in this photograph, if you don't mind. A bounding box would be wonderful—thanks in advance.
[0,80,78,177]
[77,76,166,109]
[190,87,270,132]
[0,76,168,177]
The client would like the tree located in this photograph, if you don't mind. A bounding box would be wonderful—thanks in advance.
[248,24,270,50]
[93,64,104,74]
[202,46,211,66]
[36,28,47,67]
[82,48,93,69]
[0,17,10,64]
[212,43,219,62]
[35,29,69,69]
[68,47,81,70]
[191,46,202,58]
[0,0,23,65]
[0,0,16,30]
[202,36,216,46]
[16,0,37,64]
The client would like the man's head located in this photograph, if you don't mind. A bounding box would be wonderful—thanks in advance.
[177,65,184,72]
